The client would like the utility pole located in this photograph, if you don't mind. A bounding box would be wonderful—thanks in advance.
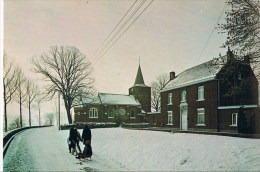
[58,92,61,130]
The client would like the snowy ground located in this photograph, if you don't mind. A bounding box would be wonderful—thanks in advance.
[3,126,260,171]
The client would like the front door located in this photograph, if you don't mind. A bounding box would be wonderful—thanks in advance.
[180,106,188,130]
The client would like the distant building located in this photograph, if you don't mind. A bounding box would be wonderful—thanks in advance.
[74,64,151,124]
[160,49,259,133]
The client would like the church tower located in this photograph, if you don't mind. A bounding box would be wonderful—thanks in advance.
[129,64,151,113]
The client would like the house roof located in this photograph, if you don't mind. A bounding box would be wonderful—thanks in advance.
[98,93,141,106]
[161,56,226,92]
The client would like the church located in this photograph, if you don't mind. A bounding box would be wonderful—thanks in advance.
[73,64,151,124]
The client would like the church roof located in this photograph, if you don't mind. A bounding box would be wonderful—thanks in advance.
[132,64,149,87]
[161,56,227,92]
[73,97,101,107]
[135,65,145,85]
[98,93,141,106]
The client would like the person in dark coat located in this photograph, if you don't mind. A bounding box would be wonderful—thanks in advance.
[69,127,78,155]
[75,128,82,153]
[82,125,92,145]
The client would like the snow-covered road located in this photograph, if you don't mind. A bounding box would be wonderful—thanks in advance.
[3,126,260,171]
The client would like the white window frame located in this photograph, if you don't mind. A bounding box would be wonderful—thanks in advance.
[181,90,186,102]
[167,111,173,125]
[197,86,205,101]
[108,109,114,118]
[89,108,98,118]
[196,108,205,126]
[168,93,173,105]
[230,113,238,127]
[130,109,136,119]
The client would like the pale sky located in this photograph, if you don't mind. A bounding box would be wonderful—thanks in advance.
[3,0,228,125]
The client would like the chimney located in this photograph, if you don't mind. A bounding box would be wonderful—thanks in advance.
[243,55,250,64]
[170,71,175,80]
[226,47,234,62]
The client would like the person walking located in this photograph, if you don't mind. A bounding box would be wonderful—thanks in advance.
[82,125,92,145]
[68,127,77,155]
[75,128,82,153]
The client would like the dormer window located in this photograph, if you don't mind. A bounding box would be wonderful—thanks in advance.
[168,93,172,104]
[181,90,186,102]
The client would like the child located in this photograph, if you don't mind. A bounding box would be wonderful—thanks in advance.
[76,140,92,161]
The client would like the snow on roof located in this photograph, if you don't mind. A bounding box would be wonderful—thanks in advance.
[161,56,226,92]
[74,97,101,107]
[130,84,150,88]
[98,93,140,106]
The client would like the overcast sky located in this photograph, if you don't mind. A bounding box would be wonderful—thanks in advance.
[3,0,227,125]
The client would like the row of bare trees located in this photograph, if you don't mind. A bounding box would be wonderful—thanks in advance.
[3,46,95,131]
[3,52,42,132]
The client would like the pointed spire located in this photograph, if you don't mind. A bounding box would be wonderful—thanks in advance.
[134,64,145,85]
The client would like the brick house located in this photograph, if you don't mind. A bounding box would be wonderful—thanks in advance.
[74,64,151,124]
[160,49,259,133]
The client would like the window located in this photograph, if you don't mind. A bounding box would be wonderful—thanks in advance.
[238,72,242,80]
[197,108,205,125]
[89,108,98,118]
[181,90,187,102]
[168,93,173,104]
[198,86,204,101]
[130,110,135,118]
[167,111,173,125]
[231,113,238,126]
[108,109,114,118]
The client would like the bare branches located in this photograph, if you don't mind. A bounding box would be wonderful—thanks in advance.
[151,73,169,112]
[3,52,19,132]
[32,46,95,123]
[218,0,260,60]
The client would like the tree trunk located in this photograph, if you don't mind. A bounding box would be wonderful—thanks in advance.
[38,103,41,126]
[4,84,8,132]
[4,102,7,132]
[19,98,23,128]
[29,102,31,127]
[64,99,72,124]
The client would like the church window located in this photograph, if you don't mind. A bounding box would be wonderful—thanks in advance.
[130,110,135,118]
[89,108,98,118]
[108,109,114,118]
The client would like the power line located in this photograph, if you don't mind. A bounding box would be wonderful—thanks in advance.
[93,0,154,65]
[197,3,227,63]
[90,0,138,61]
[92,0,147,65]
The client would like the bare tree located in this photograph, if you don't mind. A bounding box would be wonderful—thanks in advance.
[35,92,47,126]
[3,52,19,132]
[15,67,27,128]
[26,80,39,127]
[218,0,260,71]
[32,46,95,124]
[150,73,169,112]
[44,113,55,125]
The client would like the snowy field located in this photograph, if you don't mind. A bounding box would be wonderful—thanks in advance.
[3,126,260,171]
